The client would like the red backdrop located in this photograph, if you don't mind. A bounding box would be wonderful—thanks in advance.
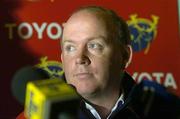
[0,0,179,118]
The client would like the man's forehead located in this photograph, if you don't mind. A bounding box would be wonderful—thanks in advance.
[65,10,98,26]
[62,11,107,35]
[63,35,107,42]
[62,9,110,42]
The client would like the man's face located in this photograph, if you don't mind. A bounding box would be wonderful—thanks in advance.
[61,11,119,98]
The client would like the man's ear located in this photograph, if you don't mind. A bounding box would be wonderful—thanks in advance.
[125,45,133,68]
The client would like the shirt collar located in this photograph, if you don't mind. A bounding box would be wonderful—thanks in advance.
[85,94,124,119]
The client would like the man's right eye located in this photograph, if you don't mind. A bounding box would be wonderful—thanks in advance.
[64,45,76,52]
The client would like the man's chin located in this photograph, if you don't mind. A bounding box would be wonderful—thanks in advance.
[76,87,98,99]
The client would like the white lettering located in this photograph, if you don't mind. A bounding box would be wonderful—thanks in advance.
[164,73,177,89]
[32,22,47,39]
[138,72,152,83]
[152,72,164,84]
[4,23,17,40]
[132,72,178,90]
[18,22,33,39]
[47,22,62,40]
[5,22,62,40]
[132,72,138,81]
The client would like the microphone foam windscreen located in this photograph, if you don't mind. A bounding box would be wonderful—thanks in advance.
[11,66,50,105]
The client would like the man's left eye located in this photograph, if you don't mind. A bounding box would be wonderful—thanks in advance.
[88,43,103,50]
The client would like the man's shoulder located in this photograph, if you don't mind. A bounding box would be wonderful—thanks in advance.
[121,72,136,99]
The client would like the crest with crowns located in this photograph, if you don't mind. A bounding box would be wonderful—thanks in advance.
[127,14,159,54]
[35,57,64,79]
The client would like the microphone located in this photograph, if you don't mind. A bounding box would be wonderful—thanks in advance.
[11,65,80,119]
[24,78,80,119]
[127,79,180,119]
[11,66,50,105]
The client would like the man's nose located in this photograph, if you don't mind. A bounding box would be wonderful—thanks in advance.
[75,49,91,65]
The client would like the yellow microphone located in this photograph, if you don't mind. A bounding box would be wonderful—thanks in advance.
[25,78,79,119]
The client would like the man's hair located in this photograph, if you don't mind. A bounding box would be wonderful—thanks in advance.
[72,6,131,46]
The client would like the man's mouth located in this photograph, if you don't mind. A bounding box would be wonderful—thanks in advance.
[74,72,93,79]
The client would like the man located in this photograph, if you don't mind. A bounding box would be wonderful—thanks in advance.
[61,6,136,119]
[17,6,137,119]
[17,5,180,119]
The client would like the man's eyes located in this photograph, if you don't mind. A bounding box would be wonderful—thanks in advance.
[63,42,105,53]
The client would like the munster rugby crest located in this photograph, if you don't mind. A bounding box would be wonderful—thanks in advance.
[35,57,64,78]
[127,14,159,54]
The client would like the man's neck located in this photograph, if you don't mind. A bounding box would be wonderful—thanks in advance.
[87,84,121,118]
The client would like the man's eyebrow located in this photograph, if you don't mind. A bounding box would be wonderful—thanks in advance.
[88,36,107,41]
[62,40,75,44]
[61,35,107,44]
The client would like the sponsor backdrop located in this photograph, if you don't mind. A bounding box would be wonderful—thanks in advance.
[0,0,179,118]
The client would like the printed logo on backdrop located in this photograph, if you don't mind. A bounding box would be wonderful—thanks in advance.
[4,22,62,40]
[127,14,178,91]
[36,57,64,78]
[127,14,159,54]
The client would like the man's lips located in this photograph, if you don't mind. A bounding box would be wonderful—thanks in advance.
[73,72,93,79]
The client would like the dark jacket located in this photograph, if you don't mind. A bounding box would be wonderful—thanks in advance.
[78,72,180,119]
[78,72,140,119]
